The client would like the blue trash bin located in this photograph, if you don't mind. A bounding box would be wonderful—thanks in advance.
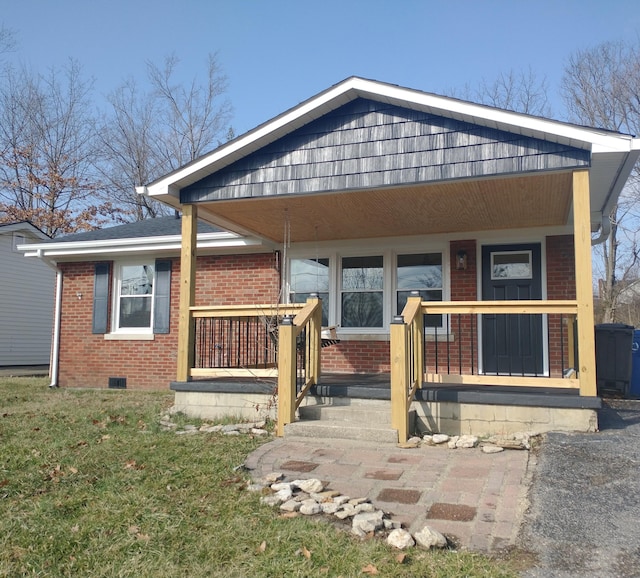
[631,329,640,398]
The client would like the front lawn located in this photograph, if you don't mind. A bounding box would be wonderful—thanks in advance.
[0,378,519,577]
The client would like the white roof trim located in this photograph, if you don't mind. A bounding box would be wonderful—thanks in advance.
[140,76,640,203]
[18,231,268,259]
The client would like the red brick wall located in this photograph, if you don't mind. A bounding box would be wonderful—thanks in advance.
[57,253,279,390]
[56,238,577,388]
[546,235,576,377]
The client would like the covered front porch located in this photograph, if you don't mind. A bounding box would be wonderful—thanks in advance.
[138,78,640,442]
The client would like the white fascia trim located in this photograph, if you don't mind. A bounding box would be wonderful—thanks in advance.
[18,232,264,259]
[140,77,640,201]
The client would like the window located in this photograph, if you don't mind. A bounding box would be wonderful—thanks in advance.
[92,259,172,336]
[491,251,532,280]
[341,255,384,328]
[290,258,329,326]
[397,253,443,328]
[287,247,446,335]
[115,264,155,330]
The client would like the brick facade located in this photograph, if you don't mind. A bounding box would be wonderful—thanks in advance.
[56,237,577,389]
[57,253,280,389]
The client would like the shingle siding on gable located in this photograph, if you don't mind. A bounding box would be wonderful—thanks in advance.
[181,99,591,203]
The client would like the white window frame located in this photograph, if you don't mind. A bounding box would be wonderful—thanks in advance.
[111,260,156,335]
[286,240,449,338]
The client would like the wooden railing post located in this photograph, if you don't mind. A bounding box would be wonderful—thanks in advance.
[177,204,197,382]
[277,315,297,437]
[307,294,322,386]
[390,315,409,444]
[408,292,424,387]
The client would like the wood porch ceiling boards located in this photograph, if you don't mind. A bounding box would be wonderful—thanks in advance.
[195,171,573,243]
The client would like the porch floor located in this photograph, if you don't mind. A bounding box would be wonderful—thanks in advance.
[171,372,601,410]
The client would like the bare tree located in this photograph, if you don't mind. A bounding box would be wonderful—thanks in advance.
[450,67,553,116]
[0,61,117,236]
[562,41,640,323]
[98,53,232,220]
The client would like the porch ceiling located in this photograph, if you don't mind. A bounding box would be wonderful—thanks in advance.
[195,171,573,243]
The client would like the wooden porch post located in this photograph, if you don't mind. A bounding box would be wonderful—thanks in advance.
[277,316,297,437]
[390,315,409,444]
[572,170,597,396]
[177,204,197,382]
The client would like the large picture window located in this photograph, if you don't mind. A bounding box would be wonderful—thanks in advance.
[290,258,329,326]
[287,248,445,335]
[341,255,384,328]
[396,253,443,327]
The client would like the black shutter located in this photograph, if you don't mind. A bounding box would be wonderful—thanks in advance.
[153,259,172,334]
[92,262,111,334]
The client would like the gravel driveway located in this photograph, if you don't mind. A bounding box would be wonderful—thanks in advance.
[520,399,640,577]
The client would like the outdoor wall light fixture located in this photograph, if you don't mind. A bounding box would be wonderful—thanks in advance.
[456,250,468,270]
[76,291,83,300]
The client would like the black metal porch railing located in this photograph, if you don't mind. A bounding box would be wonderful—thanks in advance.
[425,313,578,378]
[194,316,278,370]
[193,315,309,389]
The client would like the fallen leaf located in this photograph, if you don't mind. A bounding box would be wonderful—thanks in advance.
[70,525,79,533]
[136,533,150,542]
[395,552,407,564]
[68,467,78,475]
[124,460,137,469]
[128,525,140,535]
[279,511,299,519]
[257,540,267,554]
[302,545,311,559]
[0,479,8,488]
[362,564,378,575]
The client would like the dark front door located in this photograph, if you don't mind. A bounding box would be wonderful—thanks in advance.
[482,243,543,375]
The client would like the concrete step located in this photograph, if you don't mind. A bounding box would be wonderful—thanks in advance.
[298,403,394,425]
[284,401,416,444]
[284,420,399,443]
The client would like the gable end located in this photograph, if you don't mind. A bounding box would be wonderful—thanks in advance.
[181,98,590,203]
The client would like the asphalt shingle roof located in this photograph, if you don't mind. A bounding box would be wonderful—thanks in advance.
[49,216,223,243]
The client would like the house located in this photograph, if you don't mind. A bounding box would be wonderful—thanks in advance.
[23,77,640,440]
[0,222,55,367]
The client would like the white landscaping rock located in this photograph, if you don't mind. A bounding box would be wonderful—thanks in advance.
[482,444,505,454]
[271,482,293,492]
[292,478,325,493]
[264,472,284,483]
[447,436,459,449]
[355,502,376,513]
[414,525,447,549]
[260,495,282,507]
[456,434,478,448]
[275,487,293,501]
[432,433,450,444]
[251,428,269,436]
[387,528,415,549]
[299,499,322,515]
[280,499,301,512]
[321,502,341,514]
[352,511,384,535]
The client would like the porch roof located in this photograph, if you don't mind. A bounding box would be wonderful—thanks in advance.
[139,77,640,243]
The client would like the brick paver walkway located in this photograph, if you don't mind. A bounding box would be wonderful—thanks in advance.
[245,437,532,552]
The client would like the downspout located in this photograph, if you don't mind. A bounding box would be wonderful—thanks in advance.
[36,249,62,388]
[49,270,62,388]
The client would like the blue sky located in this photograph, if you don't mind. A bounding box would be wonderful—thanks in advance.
[2,0,640,137]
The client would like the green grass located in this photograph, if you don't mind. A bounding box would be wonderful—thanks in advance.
[0,378,520,577]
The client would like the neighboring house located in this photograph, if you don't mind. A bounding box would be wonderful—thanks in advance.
[0,222,55,367]
[23,77,640,440]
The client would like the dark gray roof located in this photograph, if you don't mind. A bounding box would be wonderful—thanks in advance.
[50,216,223,243]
